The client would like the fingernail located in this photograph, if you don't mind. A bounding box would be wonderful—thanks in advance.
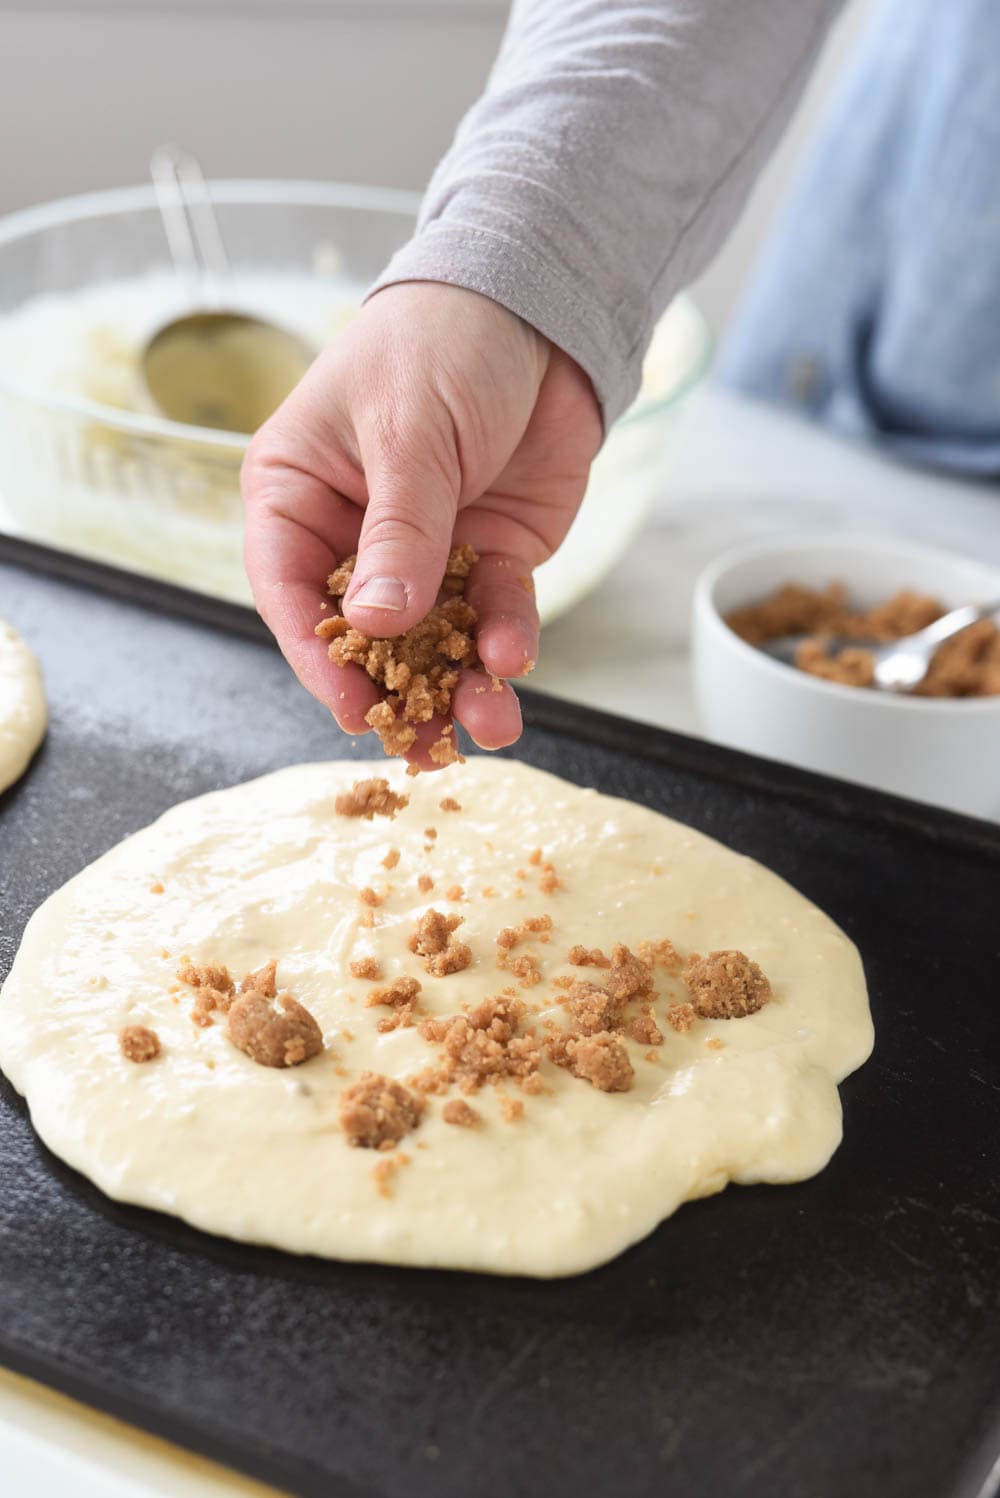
[349,575,407,612]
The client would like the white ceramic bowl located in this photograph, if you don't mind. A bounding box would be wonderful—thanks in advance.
[692,534,1000,820]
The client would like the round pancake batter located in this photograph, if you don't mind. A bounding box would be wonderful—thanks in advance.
[0,618,46,795]
[0,759,873,1277]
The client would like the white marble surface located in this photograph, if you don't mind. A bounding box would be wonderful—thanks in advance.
[533,384,1000,738]
[2,385,1000,1498]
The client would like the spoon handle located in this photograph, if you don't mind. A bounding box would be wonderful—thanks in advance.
[911,598,1000,651]
[150,144,230,305]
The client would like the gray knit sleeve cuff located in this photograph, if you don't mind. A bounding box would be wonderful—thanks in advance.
[367,223,642,430]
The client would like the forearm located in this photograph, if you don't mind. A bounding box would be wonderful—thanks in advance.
[372,0,843,426]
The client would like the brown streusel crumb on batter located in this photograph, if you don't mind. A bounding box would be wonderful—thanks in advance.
[564,980,622,1036]
[686,950,772,1020]
[372,1152,411,1198]
[316,545,485,766]
[439,797,462,812]
[340,1071,424,1149]
[382,847,401,870]
[367,976,421,1010]
[637,938,683,971]
[376,1010,417,1034]
[119,1024,161,1063]
[178,962,234,996]
[334,777,409,820]
[603,943,654,1002]
[417,995,540,1094]
[442,1098,480,1127]
[666,1002,696,1034]
[496,915,553,989]
[505,953,542,987]
[625,1013,664,1046]
[548,1030,634,1092]
[549,941,662,1061]
[177,961,237,1026]
[241,960,278,997]
[227,990,324,1067]
[350,956,382,981]
[567,945,611,968]
[409,908,473,976]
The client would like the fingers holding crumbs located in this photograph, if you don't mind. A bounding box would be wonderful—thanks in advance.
[461,551,541,681]
[317,545,487,768]
[314,543,538,767]
[450,671,523,751]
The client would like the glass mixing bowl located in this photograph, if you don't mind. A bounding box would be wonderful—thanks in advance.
[0,182,710,621]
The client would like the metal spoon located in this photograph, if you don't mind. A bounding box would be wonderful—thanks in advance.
[760,599,1000,692]
[141,145,315,434]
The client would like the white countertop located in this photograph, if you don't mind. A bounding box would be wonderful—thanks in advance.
[3,384,999,1497]
[532,384,1000,734]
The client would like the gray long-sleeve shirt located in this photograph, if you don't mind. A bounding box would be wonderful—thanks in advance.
[372,0,843,427]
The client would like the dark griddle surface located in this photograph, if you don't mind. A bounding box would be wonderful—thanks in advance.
[1,543,999,1498]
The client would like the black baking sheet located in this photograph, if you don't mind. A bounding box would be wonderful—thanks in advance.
[1,536,999,1498]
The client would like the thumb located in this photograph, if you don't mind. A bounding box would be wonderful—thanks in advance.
[342,416,460,637]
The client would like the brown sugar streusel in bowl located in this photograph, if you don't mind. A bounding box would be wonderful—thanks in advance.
[692,534,1000,818]
[726,581,1000,696]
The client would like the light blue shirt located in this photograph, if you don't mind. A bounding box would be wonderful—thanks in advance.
[721,0,1000,478]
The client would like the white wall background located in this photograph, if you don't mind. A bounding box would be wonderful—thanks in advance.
[1,0,874,335]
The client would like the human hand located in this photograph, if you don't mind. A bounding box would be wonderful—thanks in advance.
[241,282,603,769]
